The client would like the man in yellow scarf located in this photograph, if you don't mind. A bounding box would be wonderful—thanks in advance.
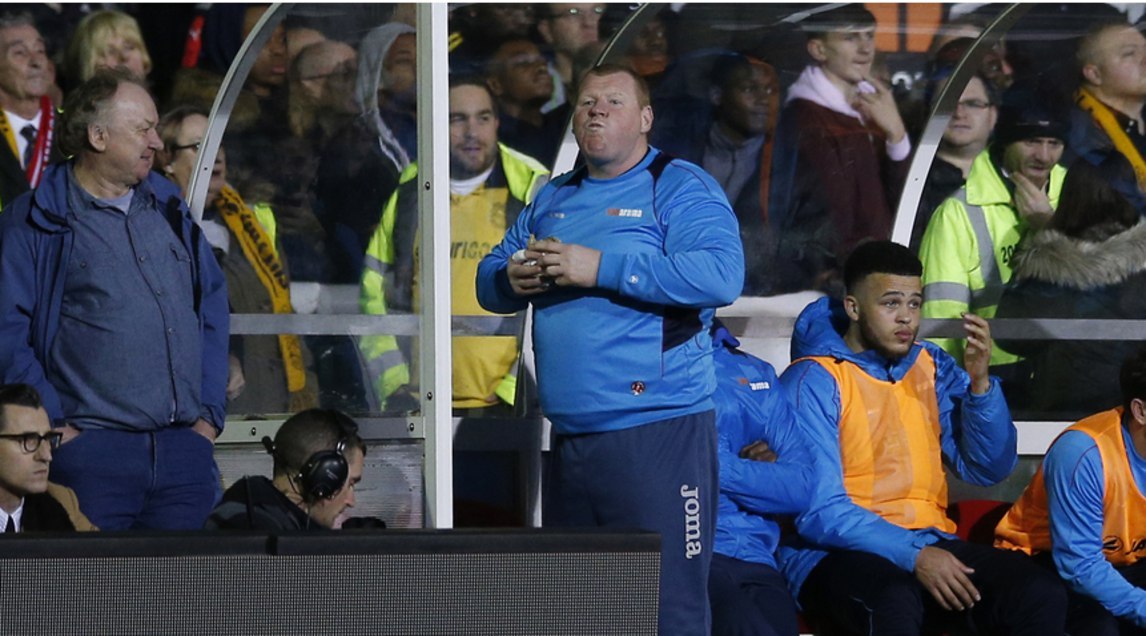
[1071,20,1146,212]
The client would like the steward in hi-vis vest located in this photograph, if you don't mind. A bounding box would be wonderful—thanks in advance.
[919,82,1068,406]
[359,80,547,410]
[779,240,1066,635]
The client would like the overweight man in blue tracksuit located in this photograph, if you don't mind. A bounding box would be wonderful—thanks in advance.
[709,322,812,636]
[477,64,744,635]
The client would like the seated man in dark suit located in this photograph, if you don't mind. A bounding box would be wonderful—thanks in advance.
[0,383,95,533]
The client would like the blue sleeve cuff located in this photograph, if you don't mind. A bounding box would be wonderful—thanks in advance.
[496,265,517,299]
[966,376,1002,401]
[897,531,942,571]
[201,406,225,434]
[596,251,624,291]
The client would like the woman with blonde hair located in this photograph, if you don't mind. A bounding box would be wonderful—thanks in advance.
[65,10,152,84]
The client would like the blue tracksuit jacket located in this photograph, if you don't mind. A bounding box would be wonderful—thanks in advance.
[476,147,744,434]
[712,326,812,570]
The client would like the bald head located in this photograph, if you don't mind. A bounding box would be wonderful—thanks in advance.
[1079,22,1135,69]
[1077,22,1146,110]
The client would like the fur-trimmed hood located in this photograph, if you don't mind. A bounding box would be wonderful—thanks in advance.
[1011,220,1146,290]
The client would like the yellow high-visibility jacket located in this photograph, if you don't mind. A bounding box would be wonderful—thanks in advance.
[359,143,547,408]
[919,149,1066,366]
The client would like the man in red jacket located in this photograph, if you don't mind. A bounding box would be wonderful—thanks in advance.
[768,4,911,294]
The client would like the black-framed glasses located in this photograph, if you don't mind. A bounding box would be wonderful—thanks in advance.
[170,141,202,154]
[548,5,605,19]
[0,431,62,453]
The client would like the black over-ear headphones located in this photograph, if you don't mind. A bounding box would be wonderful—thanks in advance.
[262,433,349,503]
[297,438,349,502]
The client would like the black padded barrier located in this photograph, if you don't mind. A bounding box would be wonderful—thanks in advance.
[0,529,660,635]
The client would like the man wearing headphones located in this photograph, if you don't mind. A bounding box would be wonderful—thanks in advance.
[205,409,365,531]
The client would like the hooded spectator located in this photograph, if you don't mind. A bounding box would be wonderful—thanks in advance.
[312,22,415,284]
[355,22,416,164]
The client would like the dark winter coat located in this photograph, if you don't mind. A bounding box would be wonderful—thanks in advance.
[995,220,1146,418]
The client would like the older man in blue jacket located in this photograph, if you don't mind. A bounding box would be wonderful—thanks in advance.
[0,70,229,531]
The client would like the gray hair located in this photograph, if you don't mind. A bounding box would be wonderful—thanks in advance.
[58,68,151,158]
[0,11,35,33]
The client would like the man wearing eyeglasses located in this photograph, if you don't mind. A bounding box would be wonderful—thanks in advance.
[0,383,95,533]
[537,4,605,108]
[292,39,359,125]
[919,82,1068,410]
[912,70,998,250]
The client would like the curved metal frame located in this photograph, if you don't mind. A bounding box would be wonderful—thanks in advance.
[186,3,294,223]
[890,3,1028,245]
[192,3,456,528]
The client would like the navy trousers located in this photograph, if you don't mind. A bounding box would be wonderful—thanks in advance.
[709,553,799,636]
[1030,554,1146,636]
[546,410,718,636]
